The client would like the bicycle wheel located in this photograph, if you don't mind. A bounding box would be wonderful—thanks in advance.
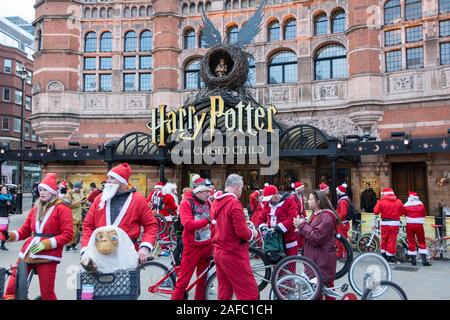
[139,261,176,300]
[335,234,353,280]
[204,272,219,300]
[154,214,167,237]
[395,242,409,262]
[249,247,272,291]
[271,255,323,300]
[348,253,391,297]
[15,260,29,300]
[357,233,380,253]
[168,224,177,242]
[425,237,437,260]
[362,280,407,300]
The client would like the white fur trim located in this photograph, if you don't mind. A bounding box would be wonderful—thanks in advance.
[382,191,394,195]
[278,223,288,233]
[406,217,425,224]
[291,183,295,188]
[386,252,394,256]
[106,193,133,226]
[262,195,272,202]
[12,230,20,242]
[248,229,254,241]
[38,183,57,195]
[336,188,346,196]
[214,192,237,200]
[258,223,268,232]
[408,251,417,256]
[107,171,128,185]
[296,186,304,191]
[418,248,428,254]
[404,199,423,207]
[380,249,386,253]
[286,241,298,249]
[193,185,212,194]
[139,242,154,251]
[380,220,401,226]
[50,237,57,249]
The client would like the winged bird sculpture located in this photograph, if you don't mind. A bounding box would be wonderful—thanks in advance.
[201,0,266,48]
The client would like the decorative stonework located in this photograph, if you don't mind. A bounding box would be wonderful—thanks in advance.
[125,95,146,110]
[47,81,64,92]
[394,76,413,91]
[84,95,108,110]
[349,110,383,132]
[32,83,41,95]
[387,74,423,94]
[312,82,345,101]
[441,70,448,88]
[268,86,296,103]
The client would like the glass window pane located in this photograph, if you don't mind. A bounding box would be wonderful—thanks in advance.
[15,90,22,104]
[124,74,136,91]
[2,117,9,130]
[85,32,97,52]
[184,30,196,49]
[14,118,21,133]
[440,0,450,14]
[386,50,402,72]
[268,21,280,42]
[124,31,137,52]
[406,47,424,69]
[139,73,152,91]
[405,0,422,20]
[140,30,152,51]
[406,25,423,42]
[440,42,450,65]
[332,57,347,78]
[26,96,31,110]
[100,74,112,92]
[4,59,12,73]
[84,74,96,91]
[228,26,239,44]
[315,14,328,35]
[3,88,10,101]
[140,56,152,69]
[315,60,331,80]
[332,11,346,33]
[247,57,256,86]
[84,57,96,70]
[316,45,346,59]
[269,65,283,84]
[384,0,401,25]
[100,57,112,70]
[284,20,296,40]
[124,56,136,69]
[284,63,297,83]
[270,51,297,64]
[440,20,450,37]
[100,32,112,52]
[385,29,402,46]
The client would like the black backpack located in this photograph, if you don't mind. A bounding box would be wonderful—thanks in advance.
[342,198,356,221]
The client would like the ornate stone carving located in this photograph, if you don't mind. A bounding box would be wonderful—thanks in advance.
[441,70,447,88]
[47,81,64,92]
[32,83,41,95]
[270,88,288,102]
[319,85,336,98]
[312,83,342,101]
[348,110,383,132]
[394,76,413,91]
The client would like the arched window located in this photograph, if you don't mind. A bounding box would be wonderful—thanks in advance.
[100,31,112,52]
[190,3,196,13]
[314,44,347,80]
[184,29,196,49]
[100,8,107,18]
[85,32,97,52]
[314,13,327,35]
[384,0,401,25]
[131,7,138,17]
[124,31,137,52]
[250,0,255,6]
[92,8,98,18]
[242,0,248,8]
[268,20,280,42]
[226,0,232,9]
[37,30,42,51]
[198,2,204,13]
[405,0,422,20]
[124,7,131,18]
[184,59,204,89]
[140,30,152,51]
[107,8,114,18]
[331,10,345,33]
[440,0,450,14]
[147,6,153,16]
[227,25,239,44]
[84,7,91,18]
[199,30,209,48]
[284,18,296,40]
[247,56,256,86]
[139,6,146,17]
[233,0,239,9]
[205,1,212,11]
[268,50,297,84]
[182,3,188,14]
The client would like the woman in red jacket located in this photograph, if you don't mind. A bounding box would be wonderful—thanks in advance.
[171,178,213,300]
[2,173,73,300]
[294,190,339,299]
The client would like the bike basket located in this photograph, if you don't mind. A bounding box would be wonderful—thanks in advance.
[0,268,5,300]
[76,268,140,300]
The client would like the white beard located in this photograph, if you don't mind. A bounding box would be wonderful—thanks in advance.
[98,183,120,209]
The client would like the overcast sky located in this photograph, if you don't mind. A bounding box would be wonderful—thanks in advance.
[1,0,36,22]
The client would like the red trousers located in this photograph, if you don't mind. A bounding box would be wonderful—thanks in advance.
[406,223,427,255]
[171,243,212,300]
[380,225,399,256]
[214,250,259,300]
[336,222,350,257]
[4,260,58,300]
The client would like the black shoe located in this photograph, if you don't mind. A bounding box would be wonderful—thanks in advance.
[66,246,72,252]
[421,254,431,266]
[387,255,395,264]
[381,252,387,260]
[410,255,416,266]
[0,246,8,251]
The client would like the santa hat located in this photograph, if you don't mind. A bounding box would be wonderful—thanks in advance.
[407,191,419,200]
[107,163,131,185]
[262,185,278,202]
[191,174,201,184]
[58,181,67,189]
[154,182,164,189]
[192,177,212,194]
[336,183,347,196]
[291,181,304,191]
[381,188,395,196]
[319,183,329,192]
[39,173,58,195]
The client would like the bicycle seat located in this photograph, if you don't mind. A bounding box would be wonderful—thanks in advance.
[158,240,177,246]
[431,224,443,228]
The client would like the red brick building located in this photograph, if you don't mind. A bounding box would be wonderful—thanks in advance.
[31,0,450,214]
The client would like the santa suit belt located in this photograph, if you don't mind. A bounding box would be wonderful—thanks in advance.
[33,232,56,238]
[406,217,425,224]
[380,219,401,226]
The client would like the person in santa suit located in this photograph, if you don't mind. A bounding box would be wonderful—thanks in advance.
[147,182,164,212]
[2,173,74,300]
[374,188,405,263]
[249,190,263,225]
[257,184,299,256]
[210,174,259,300]
[57,181,68,199]
[336,183,351,259]
[171,177,213,300]
[81,163,158,267]
[319,182,330,195]
[404,192,431,266]
[291,181,306,249]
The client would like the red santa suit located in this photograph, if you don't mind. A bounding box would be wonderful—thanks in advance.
[249,191,263,226]
[147,182,164,211]
[291,182,306,249]
[404,193,427,256]
[81,164,158,254]
[172,185,212,300]
[210,191,258,300]
[336,184,351,258]
[4,173,73,300]
[374,188,405,257]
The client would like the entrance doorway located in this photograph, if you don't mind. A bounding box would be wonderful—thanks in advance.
[391,162,429,214]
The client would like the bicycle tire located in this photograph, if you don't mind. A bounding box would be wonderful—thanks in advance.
[140,261,176,300]
[357,233,380,253]
[249,247,272,291]
[271,255,323,300]
[168,224,177,242]
[361,280,408,300]
[15,260,29,300]
[335,234,353,280]
[154,214,167,236]
[425,237,437,260]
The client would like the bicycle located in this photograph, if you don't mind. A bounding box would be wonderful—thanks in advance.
[356,216,381,253]
[3,259,41,300]
[426,224,450,260]
[271,252,407,300]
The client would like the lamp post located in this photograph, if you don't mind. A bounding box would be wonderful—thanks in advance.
[16,66,28,214]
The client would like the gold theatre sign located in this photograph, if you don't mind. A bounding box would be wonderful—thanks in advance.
[148,96,278,146]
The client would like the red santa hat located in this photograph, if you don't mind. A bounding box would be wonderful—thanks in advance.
[336,183,348,196]
[39,173,58,195]
[192,177,212,194]
[408,191,417,197]
[319,183,329,192]
[107,163,131,185]
[262,185,278,202]
[381,187,395,196]
[58,180,67,189]
[291,181,304,192]
[155,182,164,189]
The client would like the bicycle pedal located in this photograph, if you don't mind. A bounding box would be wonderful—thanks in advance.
[341,284,349,293]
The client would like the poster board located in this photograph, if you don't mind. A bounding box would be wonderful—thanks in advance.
[360,176,380,198]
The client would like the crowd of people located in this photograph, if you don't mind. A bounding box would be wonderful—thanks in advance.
[0,163,433,300]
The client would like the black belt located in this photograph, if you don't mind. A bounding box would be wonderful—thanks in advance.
[381,218,398,222]
[34,233,56,238]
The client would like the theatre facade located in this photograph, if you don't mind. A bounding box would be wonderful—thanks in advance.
[15,0,450,213]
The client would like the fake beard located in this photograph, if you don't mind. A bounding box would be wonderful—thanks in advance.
[98,183,120,209]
